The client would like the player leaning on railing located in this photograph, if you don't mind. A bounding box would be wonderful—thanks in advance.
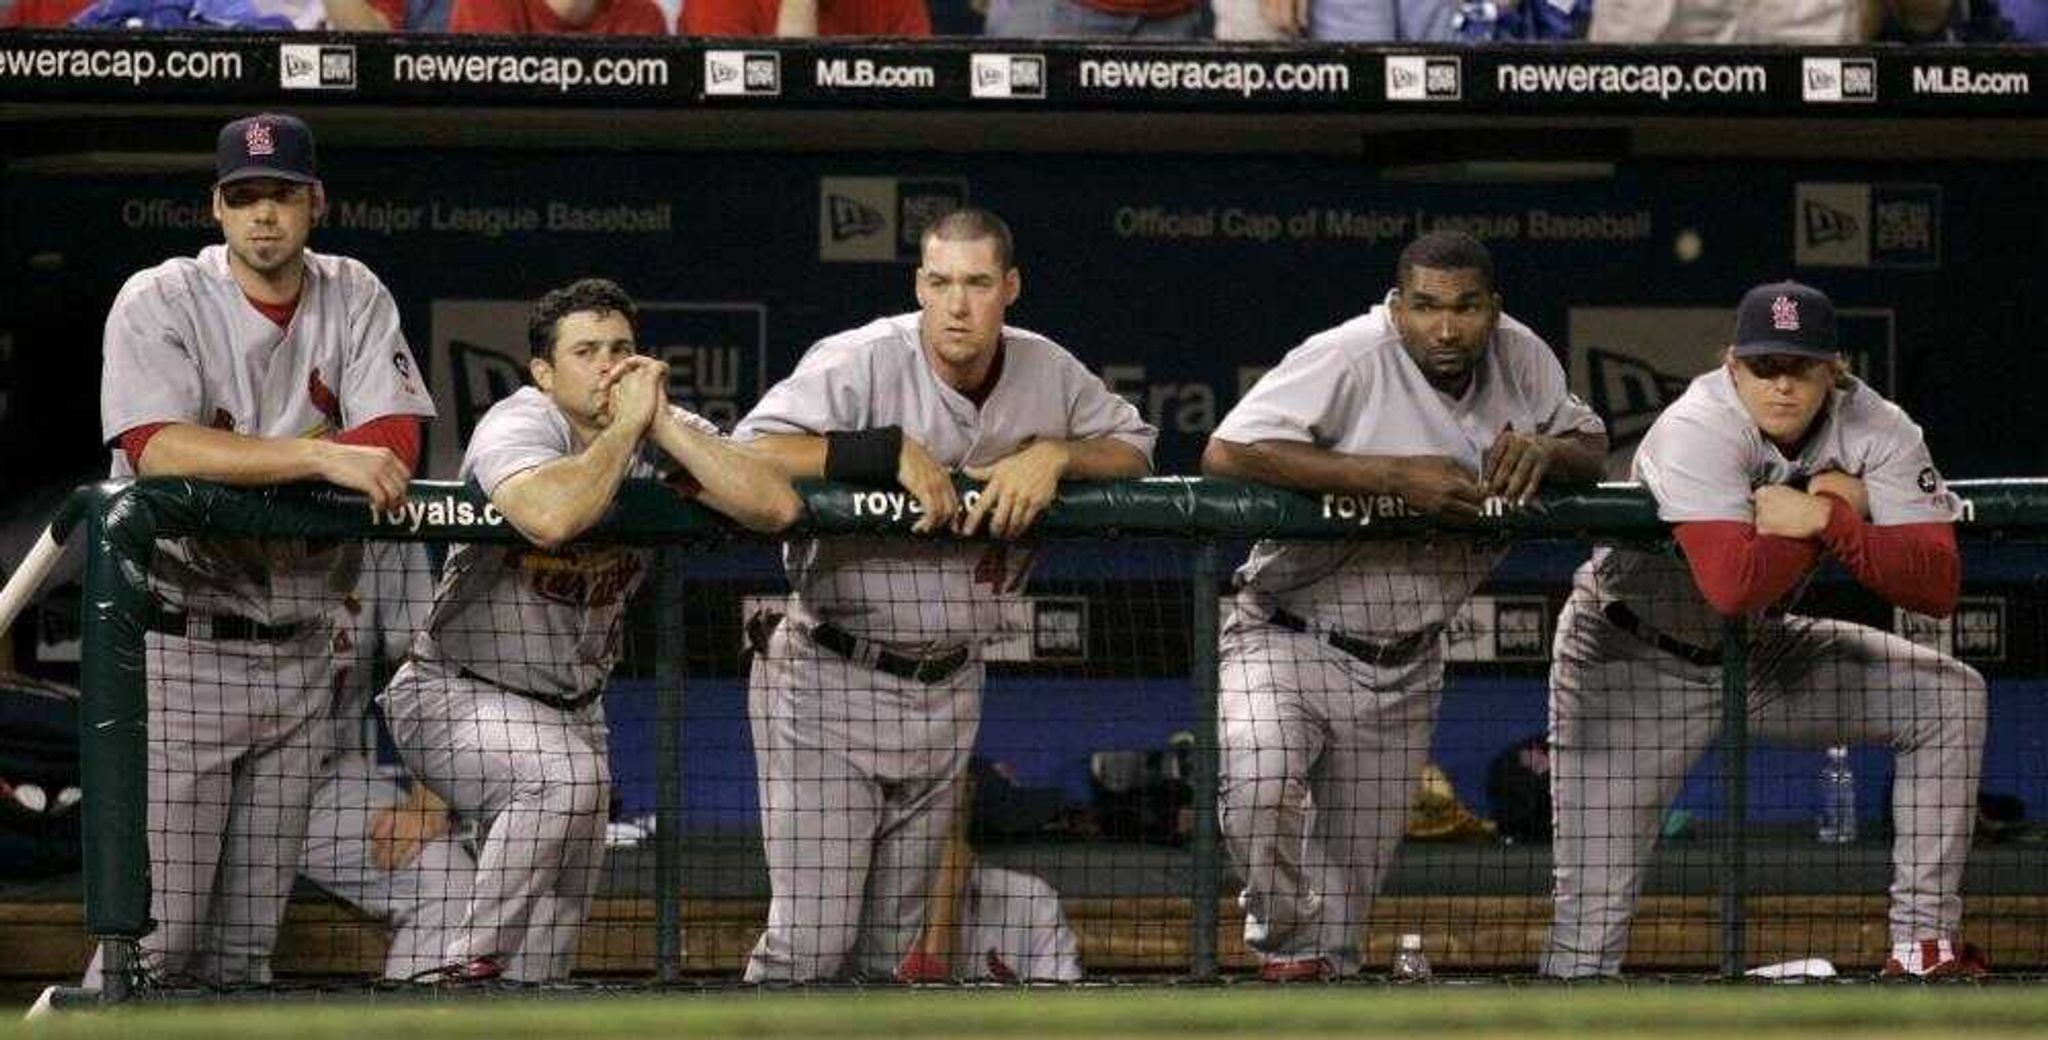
[377,277,799,984]
[87,112,437,991]
[1544,280,1988,979]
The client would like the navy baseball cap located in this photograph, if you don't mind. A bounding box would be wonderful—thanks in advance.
[1732,280,1837,359]
[215,113,318,187]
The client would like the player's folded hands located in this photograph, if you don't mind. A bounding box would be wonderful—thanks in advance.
[1753,484,1833,539]
[898,435,960,534]
[1807,469,1870,518]
[604,358,668,433]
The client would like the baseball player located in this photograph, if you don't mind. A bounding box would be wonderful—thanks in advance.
[1203,230,1608,980]
[93,113,436,988]
[734,207,1156,982]
[297,540,475,982]
[1543,281,1987,979]
[379,278,800,983]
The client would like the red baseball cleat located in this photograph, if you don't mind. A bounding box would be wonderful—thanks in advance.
[894,949,950,984]
[1882,940,1989,979]
[1257,957,1335,982]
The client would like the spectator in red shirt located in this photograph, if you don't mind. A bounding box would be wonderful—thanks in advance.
[0,0,94,25]
[453,0,666,32]
[681,0,930,36]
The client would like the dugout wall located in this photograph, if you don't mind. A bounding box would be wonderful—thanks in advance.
[54,476,2048,994]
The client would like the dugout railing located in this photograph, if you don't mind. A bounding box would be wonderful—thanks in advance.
[53,475,2048,998]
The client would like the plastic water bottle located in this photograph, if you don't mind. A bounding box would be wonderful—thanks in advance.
[1817,746,1858,845]
[1392,933,1433,980]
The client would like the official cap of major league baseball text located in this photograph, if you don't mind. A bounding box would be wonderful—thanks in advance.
[1733,280,1838,360]
[216,113,318,187]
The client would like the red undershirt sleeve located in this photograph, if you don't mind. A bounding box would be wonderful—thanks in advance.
[332,415,423,475]
[1672,520,1824,617]
[119,422,172,471]
[1813,493,1961,618]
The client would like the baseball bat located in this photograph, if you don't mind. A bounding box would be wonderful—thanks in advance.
[0,525,64,637]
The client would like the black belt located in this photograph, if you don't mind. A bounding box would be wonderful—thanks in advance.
[1266,608,1439,668]
[148,608,304,643]
[806,622,972,686]
[1602,602,1722,667]
[459,667,605,713]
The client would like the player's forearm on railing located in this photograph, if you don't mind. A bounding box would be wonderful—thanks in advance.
[1816,499,1962,618]
[1043,436,1152,480]
[137,424,369,486]
[1202,437,1398,495]
[745,434,829,480]
[489,420,643,550]
[650,417,804,534]
[1541,430,1611,487]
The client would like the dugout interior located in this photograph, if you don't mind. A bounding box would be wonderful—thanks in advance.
[1,32,2044,988]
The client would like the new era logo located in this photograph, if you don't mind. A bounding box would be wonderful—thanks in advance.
[706,51,780,96]
[826,194,886,242]
[1802,57,1876,103]
[280,44,357,90]
[1385,56,1460,101]
[819,176,968,263]
[970,54,1046,99]
[1803,197,1860,246]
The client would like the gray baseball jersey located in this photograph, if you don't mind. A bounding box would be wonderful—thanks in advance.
[413,387,719,696]
[1584,369,1960,646]
[734,313,1157,645]
[1213,300,1604,636]
[99,244,438,625]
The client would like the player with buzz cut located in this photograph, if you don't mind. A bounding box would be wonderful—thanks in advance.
[1544,280,1989,979]
[88,112,436,990]
[1202,230,1608,981]
[378,278,801,984]
[734,207,1156,983]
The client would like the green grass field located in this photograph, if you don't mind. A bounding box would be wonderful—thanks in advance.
[11,985,2048,1040]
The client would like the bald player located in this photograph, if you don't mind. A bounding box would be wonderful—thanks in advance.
[93,112,436,988]
[1544,281,1988,979]
[734,208,1156,982]
[1203,231,1607,980]
[379,278,801,983]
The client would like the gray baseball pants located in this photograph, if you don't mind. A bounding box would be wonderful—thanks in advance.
[379,657,605,982]
[93,628,333,988]
[1217,614,1443,976]
[1543,594,1987,977]
[744,622,981,982]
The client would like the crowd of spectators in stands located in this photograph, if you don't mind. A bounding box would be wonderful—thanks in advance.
[0,0,2041,54]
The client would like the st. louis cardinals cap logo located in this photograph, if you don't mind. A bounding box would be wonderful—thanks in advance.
[1770,295,1800,331]
[245,121,276,158]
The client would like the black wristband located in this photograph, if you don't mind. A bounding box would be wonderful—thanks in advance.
[824,426,903,485]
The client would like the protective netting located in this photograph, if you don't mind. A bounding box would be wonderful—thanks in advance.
[60,484,2048,992]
